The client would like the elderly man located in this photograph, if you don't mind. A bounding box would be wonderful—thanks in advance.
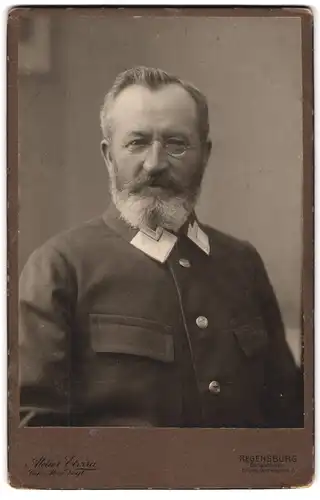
[19,66,303,427]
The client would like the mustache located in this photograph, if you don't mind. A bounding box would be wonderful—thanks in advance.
[123,172,184,195]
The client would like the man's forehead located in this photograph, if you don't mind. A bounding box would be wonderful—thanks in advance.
[110,83,198,126]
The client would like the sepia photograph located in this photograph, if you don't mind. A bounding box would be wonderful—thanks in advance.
[8,6,313,488]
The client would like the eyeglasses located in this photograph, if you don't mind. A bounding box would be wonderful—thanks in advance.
[125,138,196,158]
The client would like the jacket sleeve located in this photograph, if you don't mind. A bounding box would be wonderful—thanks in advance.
[19,243,77,426]
[249,245,304,428]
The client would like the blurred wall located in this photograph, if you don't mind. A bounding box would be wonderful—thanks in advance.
[18,13,303,363]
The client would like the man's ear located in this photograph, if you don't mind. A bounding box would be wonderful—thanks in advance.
[202,139,212,166]
[100,139,113,169]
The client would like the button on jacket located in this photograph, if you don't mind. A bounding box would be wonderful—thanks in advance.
[19,204,303,427]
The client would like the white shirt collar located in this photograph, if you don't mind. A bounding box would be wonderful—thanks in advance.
[130,221,210,263]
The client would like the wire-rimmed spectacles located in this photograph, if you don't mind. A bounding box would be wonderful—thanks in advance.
[125,137,196,158]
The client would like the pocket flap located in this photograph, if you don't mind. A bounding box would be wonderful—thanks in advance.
[89,315,174,363]
[233,322,269,357]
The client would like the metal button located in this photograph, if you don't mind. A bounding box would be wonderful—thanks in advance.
[196,316,208,329]
[179,258,191,268]
[208,380,221,394]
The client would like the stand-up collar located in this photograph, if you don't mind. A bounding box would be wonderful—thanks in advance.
[102,203,210,263]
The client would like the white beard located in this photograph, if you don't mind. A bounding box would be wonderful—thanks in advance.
[109,172,195,232]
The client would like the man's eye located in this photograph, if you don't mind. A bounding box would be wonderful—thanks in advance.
[165,138,189,155]
[127,139,149,148]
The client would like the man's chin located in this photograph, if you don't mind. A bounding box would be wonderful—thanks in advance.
[112,190,192,231]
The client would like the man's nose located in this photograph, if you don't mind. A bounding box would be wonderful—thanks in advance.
[143,141,168,174]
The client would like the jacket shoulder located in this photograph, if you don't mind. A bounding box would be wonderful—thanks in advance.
[23,216,114,267]
[202,223,255,256]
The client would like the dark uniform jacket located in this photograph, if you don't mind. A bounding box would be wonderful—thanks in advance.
[19,204,303,427]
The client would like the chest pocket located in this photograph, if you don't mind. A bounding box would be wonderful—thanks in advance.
[89,314,174,362]
[232,320,269,358]
[83,314,179,426]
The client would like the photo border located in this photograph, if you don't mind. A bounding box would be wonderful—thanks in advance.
[7,5,314,489]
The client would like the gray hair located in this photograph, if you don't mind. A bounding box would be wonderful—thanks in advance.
[100,66,210,144]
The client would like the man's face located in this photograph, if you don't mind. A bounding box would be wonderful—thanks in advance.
[101,83,211,230]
